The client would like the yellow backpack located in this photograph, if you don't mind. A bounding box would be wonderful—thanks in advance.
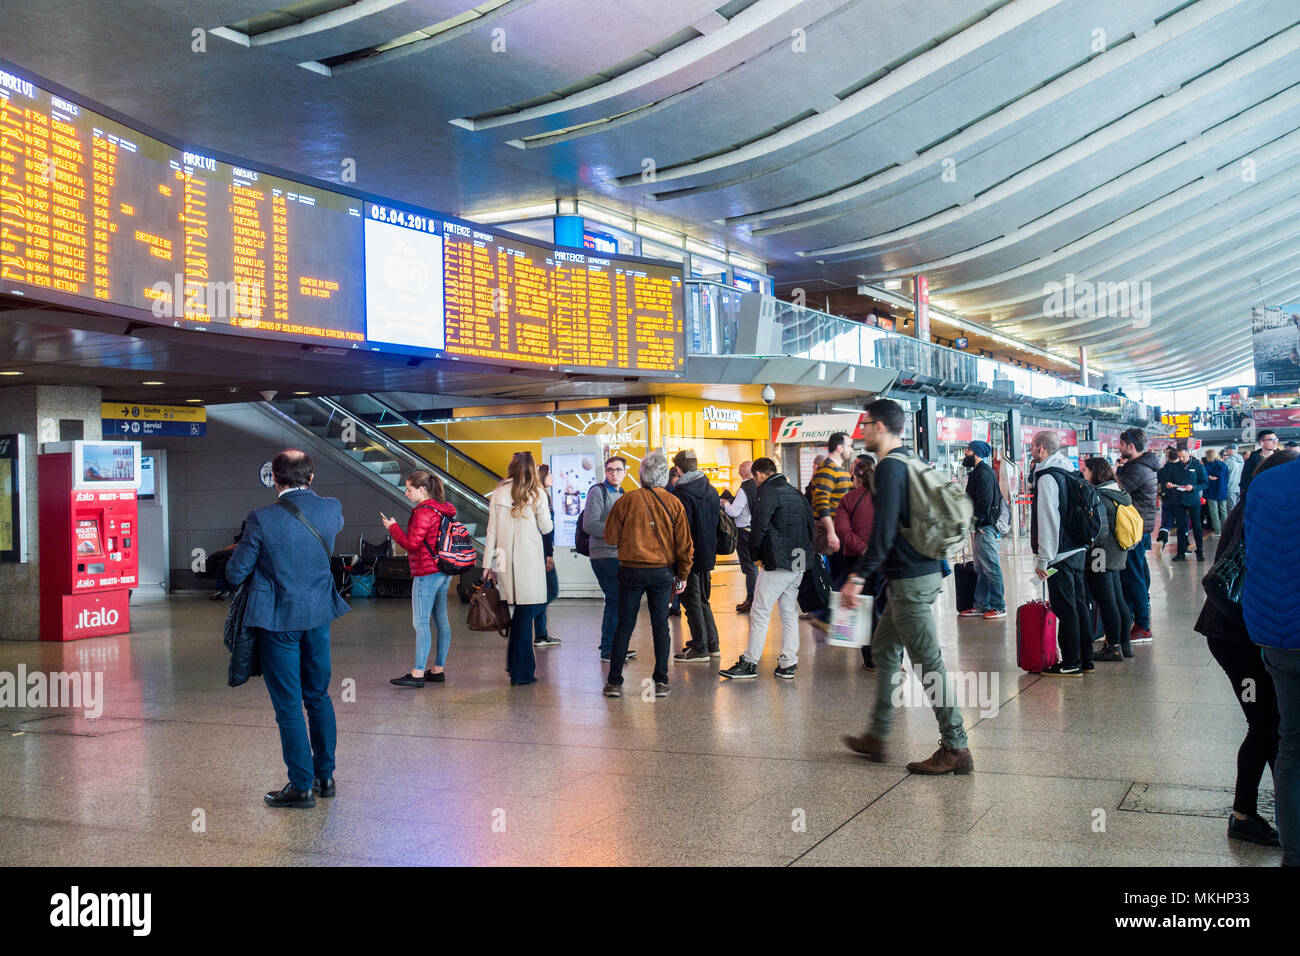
[1113,502,1142,551]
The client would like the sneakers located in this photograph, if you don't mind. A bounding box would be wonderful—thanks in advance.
[423,670,445,683]
[1130,628,1153,644]
[1228,813,1281,847]
[1156,529,1169,546]
[710,648,722,658]
[907,742,974,775]
[1041,663,1082,677]
[390,673,425,688]
[600,649,637,663]
[774,663,796,680]
[1122,646,1136,659]
[982,609,1007,620]
[1080,661,1095,674]
[1094,644,1124,662]
[654,682,670,698]
[843,733,888,762]
[533,634,560,647]
[673,645,712,663]
[957,608,982,617]
[602,682,622,698]
[719,658,758,680]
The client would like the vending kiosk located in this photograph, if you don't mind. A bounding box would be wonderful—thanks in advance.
[38,440,142,641]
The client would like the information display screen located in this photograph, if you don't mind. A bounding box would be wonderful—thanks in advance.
[0,66,365,345]
[364,202,684,375]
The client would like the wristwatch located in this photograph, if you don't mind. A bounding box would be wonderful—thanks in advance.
[848,574,865,585]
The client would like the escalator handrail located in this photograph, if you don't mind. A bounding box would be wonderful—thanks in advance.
[336,393,502,485]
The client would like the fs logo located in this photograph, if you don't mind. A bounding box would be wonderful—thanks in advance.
[775,418,805,441]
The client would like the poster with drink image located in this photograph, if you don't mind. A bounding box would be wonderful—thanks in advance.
[549,453,599,548]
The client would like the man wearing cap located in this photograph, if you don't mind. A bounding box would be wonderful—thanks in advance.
[962,441,1007,620]
[671,449,721,662]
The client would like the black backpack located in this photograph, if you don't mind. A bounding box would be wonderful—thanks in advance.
[1039,467,1103,549]
[574,484,605,557]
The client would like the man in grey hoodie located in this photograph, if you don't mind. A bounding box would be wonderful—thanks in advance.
[1030,431,1093,677]
[1222,444,1245,510]
[583,457,635,663]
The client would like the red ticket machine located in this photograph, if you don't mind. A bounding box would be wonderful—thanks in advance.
[39,440,142,641]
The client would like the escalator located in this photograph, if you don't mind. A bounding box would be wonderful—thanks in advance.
[258,394,498,542]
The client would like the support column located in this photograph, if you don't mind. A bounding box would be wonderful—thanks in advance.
[916,395,938,463]
[1078,345,1089,389]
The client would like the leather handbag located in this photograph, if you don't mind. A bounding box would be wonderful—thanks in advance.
[467,581,512,637]
[1202,538,1246,619]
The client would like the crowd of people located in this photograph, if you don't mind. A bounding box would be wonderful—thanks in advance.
[224,417,1299,867]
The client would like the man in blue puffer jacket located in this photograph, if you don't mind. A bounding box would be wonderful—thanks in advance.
[1244,454,1300,866]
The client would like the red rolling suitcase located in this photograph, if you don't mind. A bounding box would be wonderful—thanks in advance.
[1017,581,1059,673]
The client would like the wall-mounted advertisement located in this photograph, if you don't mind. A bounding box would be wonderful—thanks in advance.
[0,434,27,562]
[548,453,600,549]
[1251,304,1300,392]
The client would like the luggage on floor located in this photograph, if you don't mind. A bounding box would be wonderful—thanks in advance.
[954,560,977,612]
[457,565,485,603]
[1016,583,1058,673]
[349,570,376,599]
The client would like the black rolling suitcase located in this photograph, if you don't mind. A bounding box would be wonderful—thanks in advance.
[374,556,412,598]
[954,556,977,613]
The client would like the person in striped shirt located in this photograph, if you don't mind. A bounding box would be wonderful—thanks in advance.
[810,432,854,632]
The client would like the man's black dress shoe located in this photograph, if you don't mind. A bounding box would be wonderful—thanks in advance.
[313,777,335,798]
[265,783,315,808]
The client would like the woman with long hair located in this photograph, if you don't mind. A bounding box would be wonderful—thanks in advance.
[483,452,553,685]
[380,470,458,687]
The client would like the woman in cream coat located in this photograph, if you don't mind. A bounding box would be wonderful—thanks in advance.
[484,451,553,685]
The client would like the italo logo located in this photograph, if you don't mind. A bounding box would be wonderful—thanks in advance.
[0,665,104,718]
[77,608,120,629]
[49,886,151,936]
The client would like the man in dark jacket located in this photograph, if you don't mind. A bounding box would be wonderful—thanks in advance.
[961,440,1006,618]
[839,399,972,774]
[226,449,349,809]
[1240,429,1278,494]
[721,458,812,680]
[671,450,721,662]
[1155,446,1182,548]
[1116,428,1159,643]
[1167,447,1209,561]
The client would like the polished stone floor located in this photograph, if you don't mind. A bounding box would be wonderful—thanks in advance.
[0,540,1282,866]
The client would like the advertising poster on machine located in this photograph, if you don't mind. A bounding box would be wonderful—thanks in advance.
[1251,304,1300,391]
[548,452,600,548]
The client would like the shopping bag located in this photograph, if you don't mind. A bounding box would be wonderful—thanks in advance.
[827,590,873,647]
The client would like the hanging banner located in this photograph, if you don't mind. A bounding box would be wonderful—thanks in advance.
[1021,425,1078,447]
[1250,407,1300,429]
[1251,304,1300,392]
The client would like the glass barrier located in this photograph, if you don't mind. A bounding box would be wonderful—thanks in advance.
[684,280,1147,421]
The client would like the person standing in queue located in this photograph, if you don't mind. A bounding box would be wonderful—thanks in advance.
[960,440,1007,620]
[601,451,693,699]
[671,450,721,663]
[225,449,348,808]
[1116,428,1159,646]
[381,470,458,687]
[483,452,553,686]
[727,460,759,614]
[582,457,632,663]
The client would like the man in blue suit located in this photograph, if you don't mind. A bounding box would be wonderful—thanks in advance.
[226,449,349,808]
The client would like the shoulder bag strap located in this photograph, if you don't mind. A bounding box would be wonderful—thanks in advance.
[640,488,676,572]
[277,497,331,561]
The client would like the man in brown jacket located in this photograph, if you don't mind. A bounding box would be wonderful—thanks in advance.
[602,450,693,699]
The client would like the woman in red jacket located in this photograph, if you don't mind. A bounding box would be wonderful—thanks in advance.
[834,455,877,668]
[380,470,458,687]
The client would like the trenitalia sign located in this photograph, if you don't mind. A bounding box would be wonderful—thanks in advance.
[771,413,865,444]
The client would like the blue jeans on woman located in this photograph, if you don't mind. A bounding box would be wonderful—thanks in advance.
[412,572,452,670]
[1263,647,1300,866]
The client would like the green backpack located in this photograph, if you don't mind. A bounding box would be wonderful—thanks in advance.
[874,450,974,560]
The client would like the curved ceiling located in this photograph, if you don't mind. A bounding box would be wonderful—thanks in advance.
[1,0,1296,386]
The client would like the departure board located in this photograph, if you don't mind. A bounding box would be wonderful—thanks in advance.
[0,66,365,345]
[365,202,684,375]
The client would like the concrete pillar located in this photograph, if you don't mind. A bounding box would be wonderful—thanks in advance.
[0,385,103,639]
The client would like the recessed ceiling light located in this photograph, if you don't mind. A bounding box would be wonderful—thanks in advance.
[141,380,165,386]
[0,370,23,376]
[184,398,203,403]
[293,391,311,395]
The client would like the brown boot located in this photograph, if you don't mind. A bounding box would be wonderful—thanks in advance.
[907,742,974,775]
[843,733,888,762]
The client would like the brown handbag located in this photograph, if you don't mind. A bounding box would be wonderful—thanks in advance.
[467,581,512,637]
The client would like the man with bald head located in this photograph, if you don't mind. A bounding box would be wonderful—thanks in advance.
[725,460,759,612]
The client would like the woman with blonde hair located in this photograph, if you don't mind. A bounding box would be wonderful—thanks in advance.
[483,452,553,685]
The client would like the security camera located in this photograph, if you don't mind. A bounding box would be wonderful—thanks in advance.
[761,384,776,406]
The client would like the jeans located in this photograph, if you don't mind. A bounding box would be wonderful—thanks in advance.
[1086,567,1132,653]
[607,565,674,686]
[736,527,757,604]
[1207,638,1279,819]
[868,573,968,750]
[534,566,560,638]
[743,567,801,666]
[412,572,452,670]
[256,624,336,791]
[1175,502,1204,556]
[1262,647,1300,866]
[1206,499,1228,534]
[590,557,621,655]
[506,604,544,682]
[682,570,720,652]
[1046,552,1093,669]
[1120,533,1152,631]
[971,526,1005,613]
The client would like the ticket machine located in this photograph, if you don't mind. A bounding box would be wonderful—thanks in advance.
[38,440,141,641]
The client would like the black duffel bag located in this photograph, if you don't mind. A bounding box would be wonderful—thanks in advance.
[798,553,830,613]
